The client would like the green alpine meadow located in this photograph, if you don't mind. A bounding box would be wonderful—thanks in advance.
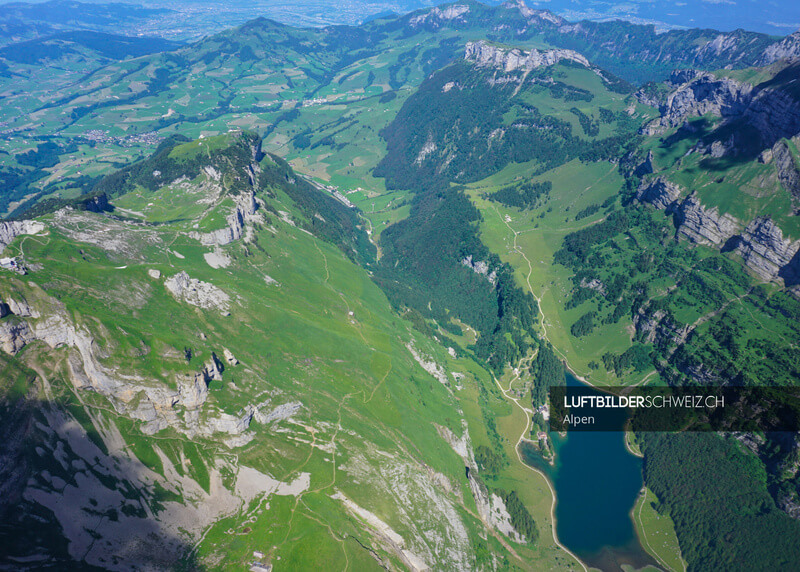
[1,1,800,570]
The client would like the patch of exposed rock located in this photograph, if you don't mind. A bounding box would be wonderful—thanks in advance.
[190,190,259,247]
[406,342,448,385]
[633,308,689,347]
[23,405,307,571]
[409,4,470,27]
[734,217,800,282]
[51,209,161,260]
[164,271,230,313]
[465,40,590,72]
[468,475,527,544]
[636,177,682,210]
[223,347,238,365]
[253,401,302,424]
[0,220,45,252]
[758,29,800,65]
[773,140,800,210]
[203,248,231,269]
[461,255,498,285]
[502,0,565,25]
[675,193,740,246]
[637,178,800,293]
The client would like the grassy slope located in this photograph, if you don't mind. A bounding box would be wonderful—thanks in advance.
[0,144,577,569]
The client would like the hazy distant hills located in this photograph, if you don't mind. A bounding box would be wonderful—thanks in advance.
[0,31,181,65]
[535,0,800,36]
[0,0,173,45]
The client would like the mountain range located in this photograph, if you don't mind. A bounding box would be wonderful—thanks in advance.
[2,1,800,571]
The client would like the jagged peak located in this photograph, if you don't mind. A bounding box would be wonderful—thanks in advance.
[500,0,565,26]
[759,28,800,65]
[408,1,475,26]
[464,40,590,72]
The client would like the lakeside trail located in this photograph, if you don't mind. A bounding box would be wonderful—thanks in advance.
[492,207,589,572]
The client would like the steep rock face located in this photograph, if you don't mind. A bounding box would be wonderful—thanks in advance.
[0,318,35,353]
[645,67,800,150]
[0,220,45,252]
[637,178,800,291]
[741,87,800,151]
[190,190,259,246]
[634,150,657,177]
[81,192,112,213]
[735,217,800,281]
[409,4,470,27]
[759,28,800,65]
[637,179,739,246]
[502,0,565,25]
[178,372,209,410]
[773,140,800,210]
[636,177,682,210]
[0,290,290,443]
[645,70,752,133]
[465,40,590,72]
[675,193,740,246]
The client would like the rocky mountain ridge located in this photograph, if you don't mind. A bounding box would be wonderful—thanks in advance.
[636,176,800,296]
[640,66,800,154]
[758,28,800,65]
[464,39,590,72]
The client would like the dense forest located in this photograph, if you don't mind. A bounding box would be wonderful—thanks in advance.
[374,61,639,190]
[640,432,800,571]
[375,185,538,371]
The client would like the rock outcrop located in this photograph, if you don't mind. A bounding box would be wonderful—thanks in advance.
[190,190,259,246]
[502,0,565,25]
[0,292,303,444]
[637,179,739,246]
[644,70,752,134]
[223,347,238,365]
[0,220,45,252]
[634,150,657,177]
[734,217,800,282]
[675,193,740,246]
[644,68,800,151]
[773,140,800,210]
[636,177,682,210]
[461,255,498,285]
[409,4,470,27]
[465,40,590,73]
[758,29,800,65]
[164,271,230,313]
[638,177,800,291]
[178,372,209,410]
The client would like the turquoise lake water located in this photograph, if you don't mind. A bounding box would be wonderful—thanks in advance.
[521,372,658,571]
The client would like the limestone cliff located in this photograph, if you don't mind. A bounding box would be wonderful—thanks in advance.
[674,193,740,247]
[642,70,752,134]
[0,289,296,444]
[189,189,259,246]
[759,28,800,65]
[642,67,800,152]
[637,178,800,292]
[465,40,590,72]
[0,220,45,252]
[734,217,800,282]
[773,140,800,211]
